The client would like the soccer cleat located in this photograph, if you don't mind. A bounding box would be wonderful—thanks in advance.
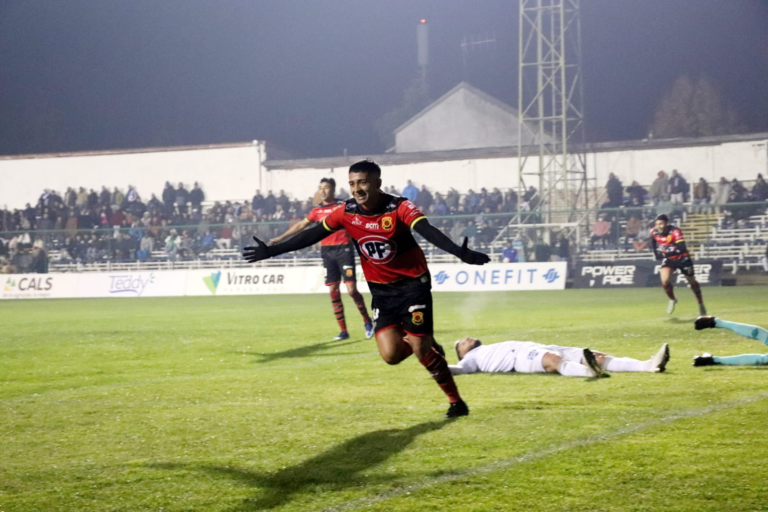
[698,304,708,316]
[693,353,719,367]
[432,340,446,358]
[364,322,375,339]
[694,316,717,330]
[445,400,469,418]
[582,348,610,378]
[333,332,350,341]
[666,299,678,314]
[650,343,670,373]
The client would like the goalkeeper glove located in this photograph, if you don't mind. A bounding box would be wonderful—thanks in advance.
[458,237,490,265]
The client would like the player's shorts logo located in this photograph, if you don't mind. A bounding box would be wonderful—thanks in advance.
[411,311,424,325]
[358,235,397,264]
[381,216,393,231]
[345,268,354,277]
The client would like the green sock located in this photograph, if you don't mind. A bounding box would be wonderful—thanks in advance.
[715,319,768,346]
[713,353,768,366]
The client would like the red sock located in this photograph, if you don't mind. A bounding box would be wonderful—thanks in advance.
[349,290,371,323]
[419,348,461,403]
[662,282,676,300]
[329,288,347,332]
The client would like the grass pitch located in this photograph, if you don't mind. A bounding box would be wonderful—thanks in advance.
[2,286,768,511]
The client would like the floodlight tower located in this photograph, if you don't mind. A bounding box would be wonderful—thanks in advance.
[517,0,590,232]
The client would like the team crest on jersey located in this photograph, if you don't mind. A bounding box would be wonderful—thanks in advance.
[357,235,397,264]
[666,235,672,243]
[381,216,393,231]
[411,311,424,325]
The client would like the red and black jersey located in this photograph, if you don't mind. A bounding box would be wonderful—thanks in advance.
[305,200,350,246]
[648,225,689,260]
[322,194,429,285]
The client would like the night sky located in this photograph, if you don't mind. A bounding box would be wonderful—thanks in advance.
[1,0,767,158]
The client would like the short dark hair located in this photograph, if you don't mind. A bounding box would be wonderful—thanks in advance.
[320,177,336,189]
[349,159,381,179]
[655,214,669,223]
[455,338,482,361]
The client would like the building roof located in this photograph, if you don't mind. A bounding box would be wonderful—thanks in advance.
[393,81,520,135]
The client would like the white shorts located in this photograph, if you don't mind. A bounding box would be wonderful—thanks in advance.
[512,342,558,373]
[540,345,585,364]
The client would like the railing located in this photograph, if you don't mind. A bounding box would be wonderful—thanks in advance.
[1,201,765,274]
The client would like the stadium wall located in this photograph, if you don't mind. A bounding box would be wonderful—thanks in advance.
[264,135,768,197]
[0,262,567,299]
[0,142,265,210]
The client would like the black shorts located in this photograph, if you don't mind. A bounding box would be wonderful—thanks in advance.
[322,244,356,285]
[370,277,433,337]
[661,256,695,277]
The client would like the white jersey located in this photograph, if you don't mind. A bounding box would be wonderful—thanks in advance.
[449,341,526,374]
[449,341,584,375]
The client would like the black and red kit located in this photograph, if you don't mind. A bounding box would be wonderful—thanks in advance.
[306,201,356,285]
[649,225,694,276]
[322,194,433,336]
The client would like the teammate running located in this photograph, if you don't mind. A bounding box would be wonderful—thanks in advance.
[269,178,373,341]
[634,214,707,315]
[243,159,490,418]
[693,316,768,367]
[450,338,669,377]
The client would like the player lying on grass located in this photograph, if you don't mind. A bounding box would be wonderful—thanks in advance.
[693,316,768,367]
[634,214,707,316]
[243,159,490,418]
[450,338,670,378]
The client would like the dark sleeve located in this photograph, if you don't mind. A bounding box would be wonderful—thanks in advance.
[267,222,331,257]
[412,218,463,258]
[650,237,662,260]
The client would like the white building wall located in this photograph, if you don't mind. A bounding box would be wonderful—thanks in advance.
[0,142,265,210]
[265,139,767,199]
[1,137,765,210]
[395,89,522,153]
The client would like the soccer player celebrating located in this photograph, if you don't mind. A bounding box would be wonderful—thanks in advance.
[693,316,768,367]
[634,214,707,315]
[269,178,373,341]
[243,159,490,418]
[450,338,669,377]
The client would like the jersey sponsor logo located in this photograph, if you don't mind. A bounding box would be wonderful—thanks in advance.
[358,235,397,264]
[381,216,393,231]
[365,222,380,229]
[351,216,363,226]
[411,311,424,325]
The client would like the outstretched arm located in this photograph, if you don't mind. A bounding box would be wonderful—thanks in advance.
[412,218,490,265]
[243,222,331,263]
[269,218,310,245]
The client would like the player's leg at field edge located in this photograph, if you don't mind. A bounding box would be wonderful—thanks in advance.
[713,319,768,345]
[659,267,676,301]
[713,353,768,366]
[683,273,704,305]
[344,280,372,324]
[375,326,462,404]
[328,283,348,334]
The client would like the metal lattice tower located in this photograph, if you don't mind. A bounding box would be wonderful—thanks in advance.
[517,0,590,229]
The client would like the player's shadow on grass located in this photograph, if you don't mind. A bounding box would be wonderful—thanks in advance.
[244,338,365,363]
[149,419,452,510]
[665,317,696,324]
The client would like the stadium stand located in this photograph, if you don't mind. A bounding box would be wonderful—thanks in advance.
[1,176,766,274]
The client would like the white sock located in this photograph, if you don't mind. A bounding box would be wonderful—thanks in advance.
[557,359,594,377]
[602,355,650,372]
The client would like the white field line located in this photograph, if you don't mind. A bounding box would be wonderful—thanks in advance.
[321,391,768,512]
